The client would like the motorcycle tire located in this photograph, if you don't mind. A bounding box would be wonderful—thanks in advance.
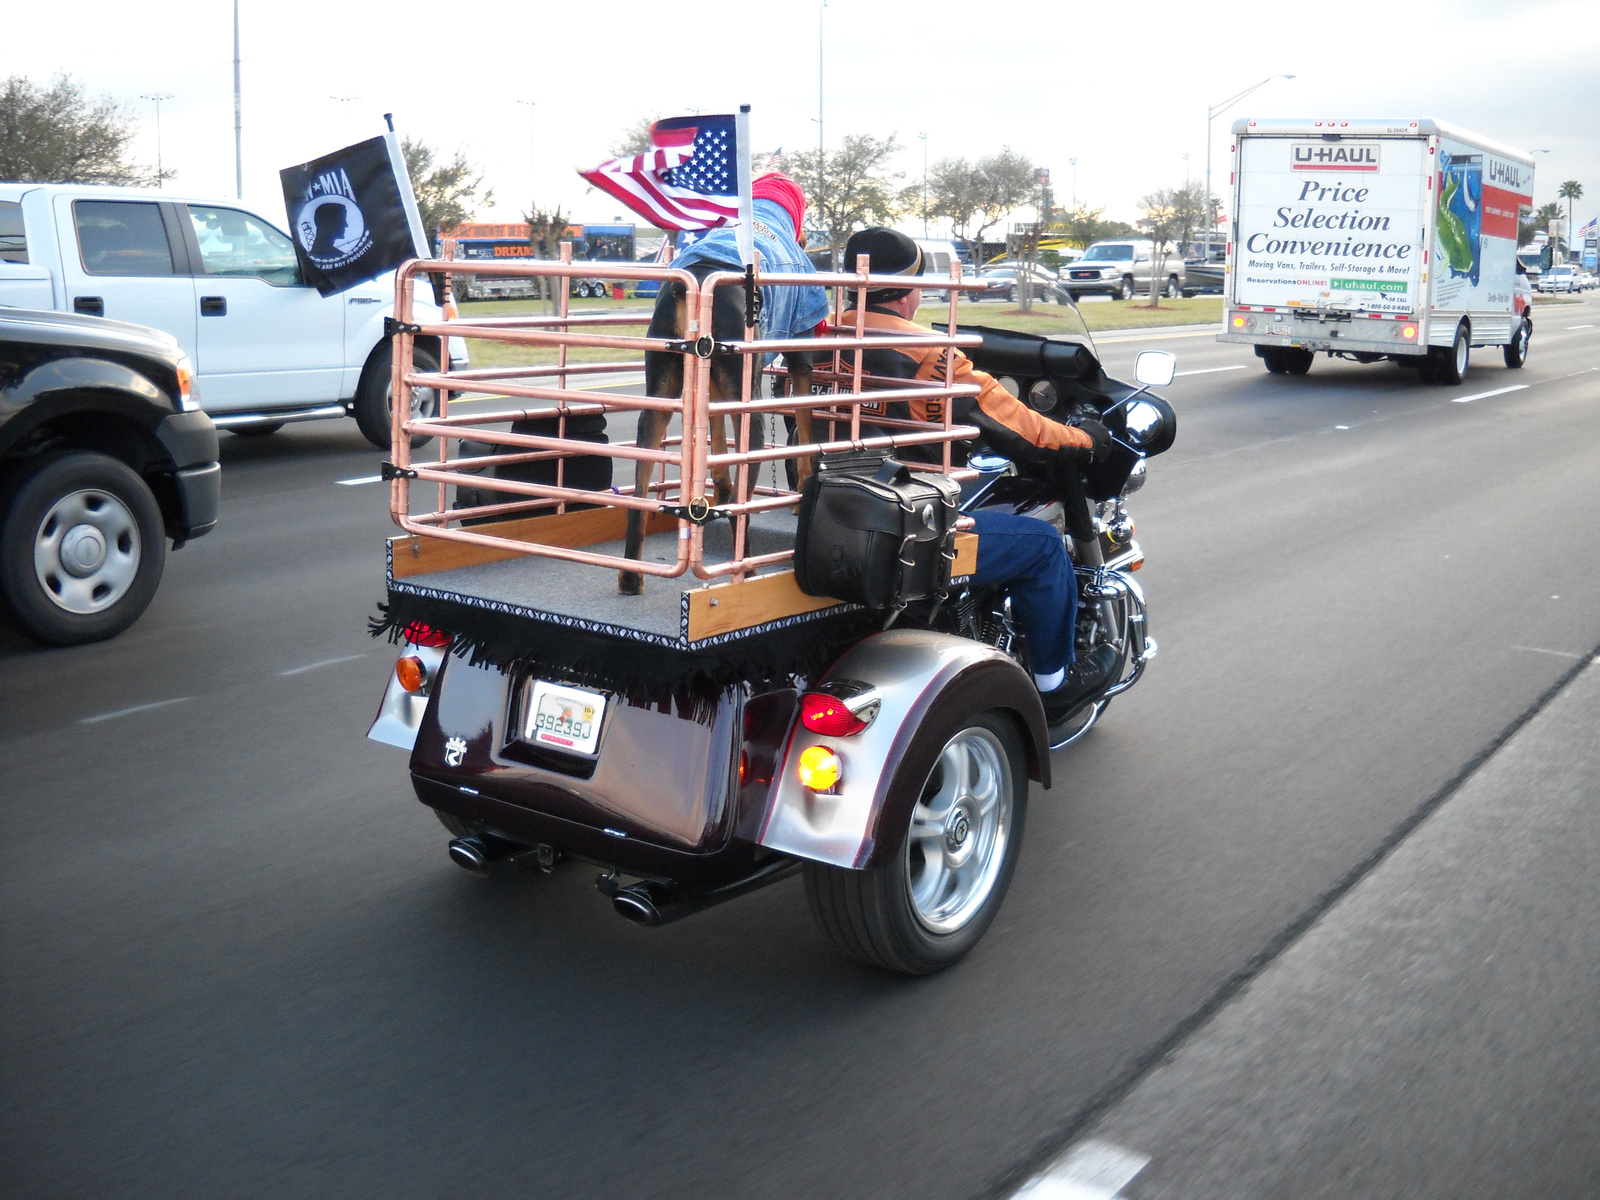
[803,709,1027,975]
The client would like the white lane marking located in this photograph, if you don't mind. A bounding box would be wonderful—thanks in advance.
[1512,645,1585,660]
[1335,424,1350,430]
[1174,364,1246,377]
[1452,384,1529,404]
[1094,329,1219,343]
[1012,1140,1150,1199]
[79,696,192,725]
[337,475,383,486]
[278,653,368,677]
[1566,323,1594,329]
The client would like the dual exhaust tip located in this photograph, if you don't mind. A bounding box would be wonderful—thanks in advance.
[449,835,663,924]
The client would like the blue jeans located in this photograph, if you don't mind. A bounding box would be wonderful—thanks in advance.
[970,511,1077,674]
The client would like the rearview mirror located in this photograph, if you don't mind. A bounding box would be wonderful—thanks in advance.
[1134,350,1176,388]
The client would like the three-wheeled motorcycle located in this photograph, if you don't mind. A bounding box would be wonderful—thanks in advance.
[366,251,1175,973]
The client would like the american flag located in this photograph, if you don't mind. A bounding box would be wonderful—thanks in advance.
[580,115,739,231]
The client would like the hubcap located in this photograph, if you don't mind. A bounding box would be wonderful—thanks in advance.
[904,726,1012,934]
[33,489,141,614]
[1456,336,1468,374]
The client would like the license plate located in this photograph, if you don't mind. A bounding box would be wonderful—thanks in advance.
[524,679,607,756]
[1267,322,1291,335]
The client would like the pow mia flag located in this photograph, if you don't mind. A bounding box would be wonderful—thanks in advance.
[279,131,429,297]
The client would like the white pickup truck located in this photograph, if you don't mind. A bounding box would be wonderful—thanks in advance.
[0,183,466,446]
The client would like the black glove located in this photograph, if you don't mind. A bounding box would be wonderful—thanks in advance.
[1071,418,1114,465]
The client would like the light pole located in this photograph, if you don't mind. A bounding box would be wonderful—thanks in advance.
[141,93,173,187]
[1205,74,1292,244]
[919,131,928,238]
[1069,157,1077,210]
[232,0,243,198]
[817,1,827,162]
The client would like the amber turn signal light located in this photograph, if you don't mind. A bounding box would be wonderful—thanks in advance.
[797,745,842,792]
[395,655,428,694]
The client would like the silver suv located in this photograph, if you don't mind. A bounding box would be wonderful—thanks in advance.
[1061,240,1184,301]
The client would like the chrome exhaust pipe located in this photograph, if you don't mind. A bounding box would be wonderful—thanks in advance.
[447,835,521,877]
[611,885,664,927]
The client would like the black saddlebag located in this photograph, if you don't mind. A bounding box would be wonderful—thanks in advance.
[793,454,962,612]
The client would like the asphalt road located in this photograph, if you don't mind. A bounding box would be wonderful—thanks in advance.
[4,297,1598,1198]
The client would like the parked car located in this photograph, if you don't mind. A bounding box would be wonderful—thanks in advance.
[1061,240,1184,300]
[0,307,218,644]
[1538,264,1580,294]
[969,264,1060,303]
[0,183,468,448]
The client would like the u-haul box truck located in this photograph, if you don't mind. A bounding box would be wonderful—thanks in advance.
[1219,118,1535,384]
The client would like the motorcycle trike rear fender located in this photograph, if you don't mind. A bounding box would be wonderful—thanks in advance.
[759,629,1050,870]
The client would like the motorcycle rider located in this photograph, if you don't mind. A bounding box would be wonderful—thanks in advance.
[839,227,1118,720]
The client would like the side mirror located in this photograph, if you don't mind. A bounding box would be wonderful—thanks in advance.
[1134,350,1176,388]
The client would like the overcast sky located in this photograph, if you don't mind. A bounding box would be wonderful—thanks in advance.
[4,0,1597,234]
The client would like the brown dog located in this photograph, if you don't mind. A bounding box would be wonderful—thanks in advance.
[619,262,815,595]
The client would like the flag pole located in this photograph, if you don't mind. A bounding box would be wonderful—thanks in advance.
[735,104,758,329]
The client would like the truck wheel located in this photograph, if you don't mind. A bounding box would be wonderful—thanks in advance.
[354,344,440,450]
[803,710,1027,975]
[0,451,166,645]
[1262,348,1288,374]
[1119,276,1136,301]
[1285,349,1314,375]
[1431,322,1470,386]
[1165,275,1181,298]
[1503,319,1531,368]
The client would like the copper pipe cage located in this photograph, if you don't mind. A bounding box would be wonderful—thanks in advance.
[388,242,994,584]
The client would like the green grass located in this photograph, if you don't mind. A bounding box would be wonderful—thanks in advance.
[449,292,1223,369]
[917,296,1222,334]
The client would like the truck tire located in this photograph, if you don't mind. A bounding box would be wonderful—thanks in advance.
[1285,348,1314,375]
[1165,275,1181,298]
[0,451,166,645]
[1431,322,1470,386]
[1503,319,1531,368]
[1119,276,1136,301]
[803,710,1028,975]
[354,344,440,450]
[1262,348,1289,374]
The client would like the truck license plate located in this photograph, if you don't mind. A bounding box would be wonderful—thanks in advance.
[1267,322,1291,335]
[524,680,607,756]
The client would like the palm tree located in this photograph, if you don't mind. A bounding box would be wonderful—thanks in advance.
[1558,180,1584,254]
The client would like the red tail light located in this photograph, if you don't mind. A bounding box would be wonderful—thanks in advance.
[800,692,869,737]
[403,621,452,647]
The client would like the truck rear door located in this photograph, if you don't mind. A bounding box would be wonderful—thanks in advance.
[1232,135,1426,316]
[180,204,346,412]
[55,195,196,357]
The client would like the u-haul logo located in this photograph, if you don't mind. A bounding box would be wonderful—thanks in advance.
[1291,142,1381,172]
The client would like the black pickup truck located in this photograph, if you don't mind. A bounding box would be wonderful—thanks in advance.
[0,308,219,644]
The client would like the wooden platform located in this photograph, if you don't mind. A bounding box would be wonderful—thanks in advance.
[387,507,977,650]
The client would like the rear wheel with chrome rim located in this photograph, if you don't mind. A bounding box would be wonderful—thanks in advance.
[803,710,1027,974]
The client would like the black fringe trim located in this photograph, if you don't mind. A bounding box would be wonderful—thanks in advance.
[369,590,878,711]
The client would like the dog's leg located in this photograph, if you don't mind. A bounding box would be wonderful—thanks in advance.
[789,354,816,489]
[621,285,688,595]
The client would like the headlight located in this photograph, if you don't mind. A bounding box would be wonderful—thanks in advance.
[174,355,200,412]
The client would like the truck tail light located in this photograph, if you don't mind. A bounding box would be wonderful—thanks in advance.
[1233,315,1247,328]
[396,655,429,693]
[797,746,842,792]
[1402,325,1417,340]
[402,621,452,648]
